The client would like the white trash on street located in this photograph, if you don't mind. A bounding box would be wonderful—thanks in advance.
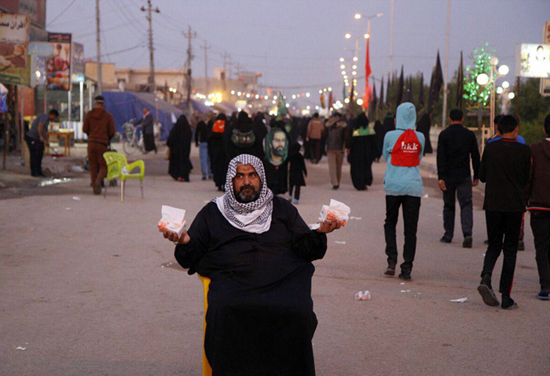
[354,290,371,301]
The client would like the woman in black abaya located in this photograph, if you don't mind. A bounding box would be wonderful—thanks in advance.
[208,113,228,191]
[416,113,433,155]
[347,113,377,191]
[167,115,192,182]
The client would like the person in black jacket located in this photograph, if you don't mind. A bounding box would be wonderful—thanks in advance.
[437,109,481,247]
[526,114,550,300]
[195,114,212,180]
[288,143,307,204]
[477,115,531,310]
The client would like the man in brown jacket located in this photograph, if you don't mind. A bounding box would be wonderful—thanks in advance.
[526,114,550,300]
[306,113,324,164]
[83,95,116,195]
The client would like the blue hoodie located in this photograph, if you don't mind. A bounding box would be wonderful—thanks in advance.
[382,102,425,197]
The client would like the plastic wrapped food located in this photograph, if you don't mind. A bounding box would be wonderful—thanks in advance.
[319,199,351,227]
[158,205,186,237]
[354,290,372,301]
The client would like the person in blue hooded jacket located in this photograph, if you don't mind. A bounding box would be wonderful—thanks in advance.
[382,102,425,280]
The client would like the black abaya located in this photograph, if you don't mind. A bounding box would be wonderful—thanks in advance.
[264,160,289,195]
[174,198,327,376]
[166,115,192,181]
[348,131,377,190]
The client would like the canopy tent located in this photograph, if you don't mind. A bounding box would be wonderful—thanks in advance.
[177,99,211,115]
[212,101,238,114]
[102,91,184,140]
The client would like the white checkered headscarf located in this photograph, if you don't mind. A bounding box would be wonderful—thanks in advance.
[215,154,274,234]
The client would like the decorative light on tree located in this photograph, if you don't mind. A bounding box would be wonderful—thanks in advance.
[463,42,495,107]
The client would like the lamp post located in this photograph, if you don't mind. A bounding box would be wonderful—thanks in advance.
[476,56,509,141]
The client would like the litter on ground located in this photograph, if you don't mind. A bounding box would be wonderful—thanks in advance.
[450,298,468,303]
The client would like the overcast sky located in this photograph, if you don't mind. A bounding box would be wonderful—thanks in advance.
[46,0,548,93]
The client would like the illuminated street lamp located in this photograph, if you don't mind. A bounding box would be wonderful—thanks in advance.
[476,56,509,134]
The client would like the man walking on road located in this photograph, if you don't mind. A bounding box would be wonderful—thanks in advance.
[526,114,550,300]
[194,113,212,180]
[325,112,347,189]
[382,102,425,280]
[83,95,116,195]
[437,109,481,248]
[477,115,531,310]
[306,113,324,164]
[24,109,58,177]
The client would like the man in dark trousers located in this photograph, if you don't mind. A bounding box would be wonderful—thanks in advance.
[437,109,481,248]
[526,114,550,300]
[137,107,156,154]
[477,115,531,310]
[83,96,116,195]
[24,109,58,177]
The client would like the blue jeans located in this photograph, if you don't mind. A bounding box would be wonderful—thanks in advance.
[199,142,211,178]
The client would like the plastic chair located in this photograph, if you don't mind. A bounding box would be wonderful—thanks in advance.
[198,275,213,376]
[103,151,145,202]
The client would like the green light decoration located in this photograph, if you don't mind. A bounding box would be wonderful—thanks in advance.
[463,42,495,107]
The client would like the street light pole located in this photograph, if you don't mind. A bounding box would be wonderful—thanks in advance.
[442,0,451,127]
[389,0,394,78]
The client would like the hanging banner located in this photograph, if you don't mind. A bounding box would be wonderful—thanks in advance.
[0,13,30,86]
[46,32,72,91]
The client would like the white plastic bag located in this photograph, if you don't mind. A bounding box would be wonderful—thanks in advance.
[319,199,351,227]
[157,205,186,237]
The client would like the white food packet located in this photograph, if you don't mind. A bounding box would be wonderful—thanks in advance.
[318,199,351,226]
[158,205,186,237]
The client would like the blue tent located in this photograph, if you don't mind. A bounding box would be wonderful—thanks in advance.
[103,91,184,140]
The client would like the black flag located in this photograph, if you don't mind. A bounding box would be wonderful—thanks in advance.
[418,73,425,111]
[456,51,464,110]
[395,65,404,109]
[385,73,391,108]
[427,51,444,115]
[379,76,385,110]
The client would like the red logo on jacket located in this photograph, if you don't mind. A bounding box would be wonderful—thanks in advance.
[391,129,421,167]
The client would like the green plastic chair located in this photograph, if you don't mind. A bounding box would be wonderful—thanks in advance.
[103,151,145,202]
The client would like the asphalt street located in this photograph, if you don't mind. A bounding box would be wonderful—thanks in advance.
[1,145,548,376]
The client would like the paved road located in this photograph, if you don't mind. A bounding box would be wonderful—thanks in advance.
[1,146,548,376]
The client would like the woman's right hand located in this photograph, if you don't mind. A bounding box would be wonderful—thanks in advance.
[162,229,191,245]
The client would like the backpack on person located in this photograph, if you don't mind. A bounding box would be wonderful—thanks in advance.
[390,129,421,167]
[231,128,256,148]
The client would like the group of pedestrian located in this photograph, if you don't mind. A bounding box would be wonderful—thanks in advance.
[156,103,550,375]
[435,108,550,307]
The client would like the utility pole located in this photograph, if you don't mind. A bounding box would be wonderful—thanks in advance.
[234,63,243,79]
[389,0,394,78]
[96,0,102,95]
[441,0,451,127]
[221,51,230,92]
[201,39,211,95]
[183,25,197,110]
[141,0,159,93]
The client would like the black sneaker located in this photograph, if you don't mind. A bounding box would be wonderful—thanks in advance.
[398,271,412,281]
[332,185,339,190]
[477,284,500,307]
[440,235,452,243]
[462,236,473,248]
[536,289,550,301]
[384,264,396,276]
[517,240,525,251]
[501,295,518,310]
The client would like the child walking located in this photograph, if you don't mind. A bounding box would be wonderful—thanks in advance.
[288,143,307,204]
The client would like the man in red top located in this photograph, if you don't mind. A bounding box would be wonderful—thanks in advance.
[83,96,116,195]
